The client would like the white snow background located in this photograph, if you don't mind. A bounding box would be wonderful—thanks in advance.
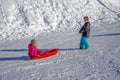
[0,0,120,80]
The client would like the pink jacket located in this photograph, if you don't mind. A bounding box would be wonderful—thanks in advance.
[28,44,42,57]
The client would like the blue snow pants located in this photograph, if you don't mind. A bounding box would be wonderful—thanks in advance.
[80,36,90,49]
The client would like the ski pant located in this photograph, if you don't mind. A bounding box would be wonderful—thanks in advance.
[80,36,90,49]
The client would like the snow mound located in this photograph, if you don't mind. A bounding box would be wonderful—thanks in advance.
[0,0,120,40]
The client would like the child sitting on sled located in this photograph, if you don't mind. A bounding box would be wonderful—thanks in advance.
[28,39,59,60]
[28,39,44,58]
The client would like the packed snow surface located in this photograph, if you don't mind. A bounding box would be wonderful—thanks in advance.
[0,0,120,40]
[0,22,120,80]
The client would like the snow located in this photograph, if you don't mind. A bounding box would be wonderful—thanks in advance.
[0,0,120,80]
[0,0,120,40]
[0,22,120,80]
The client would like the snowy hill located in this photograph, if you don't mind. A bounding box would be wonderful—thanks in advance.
[0,0,120,80]
[0,0,120,40]
[0,24,120,80]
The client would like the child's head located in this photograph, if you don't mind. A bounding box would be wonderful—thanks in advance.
[31,39,37,47]
[83,16,89,22]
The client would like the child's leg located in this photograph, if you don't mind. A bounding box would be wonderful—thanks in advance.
[44,49,58,54]
[80,37,84,49]
[84,37,90,49]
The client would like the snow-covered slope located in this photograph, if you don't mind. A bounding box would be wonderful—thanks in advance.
[0,0,120,40]
[0,22,120,80]
[0,0,120,80]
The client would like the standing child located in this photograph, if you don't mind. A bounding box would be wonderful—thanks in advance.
[79,16,90,49]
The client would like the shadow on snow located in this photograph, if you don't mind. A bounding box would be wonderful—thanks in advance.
[92,33,120,37]
[0,56,29,61]
[0,48,79,61]
[0,48,80,52]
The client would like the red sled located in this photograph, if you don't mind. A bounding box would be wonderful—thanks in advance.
[30,48,59,60]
